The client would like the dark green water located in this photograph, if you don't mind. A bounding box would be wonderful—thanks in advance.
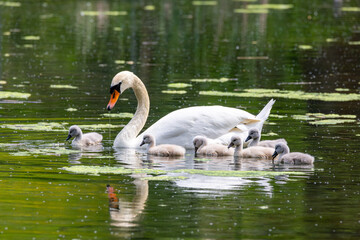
[1,0,360,239]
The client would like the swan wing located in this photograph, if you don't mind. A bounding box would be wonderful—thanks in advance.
[138,106,257,148]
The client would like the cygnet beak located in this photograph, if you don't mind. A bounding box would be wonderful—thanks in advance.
[66,134,72,141]
[272,151,278,160]
[228,142,234,149]
[140,140,145,146]
[245,136,252,142]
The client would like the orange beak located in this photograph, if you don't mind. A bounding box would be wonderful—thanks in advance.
[107,90,120,111]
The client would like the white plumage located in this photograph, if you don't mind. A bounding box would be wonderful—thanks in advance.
[228,135,274,159]
[272,143,314,165]
[245,128,287,148]
[140,134,186,157]
[106,71,275,148]
[193,136,233,156]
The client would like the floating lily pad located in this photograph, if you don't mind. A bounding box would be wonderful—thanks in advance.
[23,44,34,48]
[1,122,68,132]
[167,83,192,88]
[3,32,10,36]
[10,152,31,156]
[262,132,278,136]
[65,108,77,112]
[144,5,155,11]
[113,27,122,31]
[192,1,217,6]
[101,112,134,118]
[191,78,231,83]
[23,36,40,41]
[233,0,257,2]
[293,113,356,121]
[50,84,78,89]
[162,90,187,94]
[247,4,293,10]
[234,8,268,13]
[80,11,127,16]
[309,119,356,125]
[341,7,360,12]
[172,169,304,177]
[0,1,21,7]
[356,134,360,137]
[62,166,166,176]
[0,91,31,99]
[199,89,360,102]
[298,45,313,50]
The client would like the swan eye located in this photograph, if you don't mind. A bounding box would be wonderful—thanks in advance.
[110,82,121,94]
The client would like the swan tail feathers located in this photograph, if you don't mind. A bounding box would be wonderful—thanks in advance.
[255,99,276,131]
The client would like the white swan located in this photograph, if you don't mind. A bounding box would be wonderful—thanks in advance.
[107,71,275,148]
[140,134,186,157]
[228,135,273,159]
[272,143,314,165]
[193,136,233,156]
[66,125,103,146]
[245,128,287,148]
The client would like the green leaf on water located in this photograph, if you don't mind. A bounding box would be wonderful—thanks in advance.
[167,83,192,88]
[0,91,31,99]
[77,124,124,130]
[1,122,68,132]
[335,88,350,92]
[309,119,356,125]
[50,84,78,89]
[101,112,134,118]
[326,38,338,43]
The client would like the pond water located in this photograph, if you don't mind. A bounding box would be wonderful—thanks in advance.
[1,0,360,239]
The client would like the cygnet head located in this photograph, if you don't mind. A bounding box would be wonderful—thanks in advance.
[140,134,155,147]
[272,143,290,160]
[192,136,207,152]
[66,125,82,141]
[228,135,242,148]
[107,71,135,111]
[245,128,260,142]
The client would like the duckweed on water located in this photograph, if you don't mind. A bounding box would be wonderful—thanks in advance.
[191,78,231,83]
[101,112,134,118]
[199,89,360,102]
[80,11,127,16]
[349,41,360,45]
[0,80,6,84]
[298,45,313,50]
[141,176,188,181]
[62,166,166,176]
[341,7,360,12]
[65,108,77,112]
[167,83,192,88]
[192,1,217,6]
[162,90,187,95]
[0,1,21,7]
[326,38,338,43]
[0,91,31,99]
[309,119,356,125]
[22,36,40,40]
[269,114,287,118]
[77,124,124,130]
[50,84,78,89]
[292,113,357,125]
[1,122,67,132]
[234,8,268,14]
[335,88,350,92]
[247,4,293,10]
[144,5,155,11]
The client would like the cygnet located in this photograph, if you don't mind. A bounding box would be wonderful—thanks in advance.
[245,128,287,148]
[66,125,103,146]
[228,135,273,159]
[193,136,233,156]
[272,143,314,165]
[140,134,186,157]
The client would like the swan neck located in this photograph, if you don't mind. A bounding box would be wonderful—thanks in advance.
[234,142,243,156]
[116,75,150,146]
[250,137,259,147]
[279,145,290,160]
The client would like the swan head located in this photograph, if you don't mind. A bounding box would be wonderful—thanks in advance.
[107,71,135,111]
[66,125,82,141]
[272,143,290,160]
[192,136,207,152]
[245,128,260,142]
[228,135,242,148]
[140,134,155,146]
